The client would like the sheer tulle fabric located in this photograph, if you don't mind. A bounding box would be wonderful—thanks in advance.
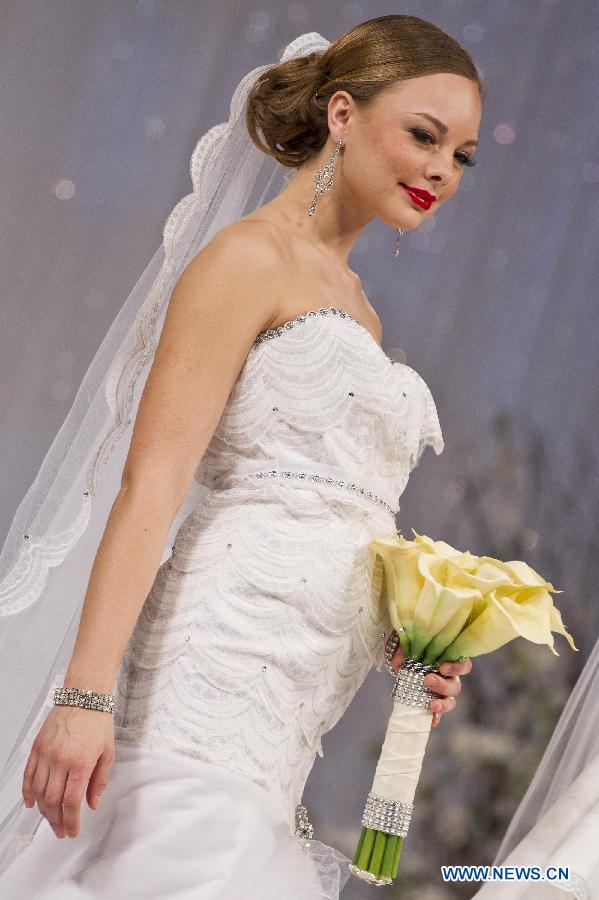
[473,636,599,899]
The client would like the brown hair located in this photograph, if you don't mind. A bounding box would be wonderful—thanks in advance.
[245,14,484,169]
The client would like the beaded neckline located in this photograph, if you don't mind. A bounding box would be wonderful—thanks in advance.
[254,306,394,364]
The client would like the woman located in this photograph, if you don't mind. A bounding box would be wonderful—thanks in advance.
[0,16,482,898]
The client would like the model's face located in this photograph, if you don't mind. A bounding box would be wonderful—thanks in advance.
[327,73,482,229]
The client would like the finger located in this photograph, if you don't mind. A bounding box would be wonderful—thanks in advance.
[22,747,40,809]
[424,673,462,698]
[390,646,404,671]
[62,768,87,838]
[43,766,69,838]
[439,658,472,676]
[87,750,114,810]
[430,695,456,715]
[431,711,441,728]
[32,761,51,811]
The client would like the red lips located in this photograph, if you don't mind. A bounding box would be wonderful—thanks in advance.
[400,183,437,202]
[400,183,436,211]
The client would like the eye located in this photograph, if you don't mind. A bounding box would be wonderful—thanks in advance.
[455,151,477,168]
[409,128,477,168]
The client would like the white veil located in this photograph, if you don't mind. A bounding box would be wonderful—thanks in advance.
[473,637,599,898]
[0,31,352,895]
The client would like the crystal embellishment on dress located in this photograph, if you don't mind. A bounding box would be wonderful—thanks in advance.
[247,468,395,516]
[253,304,399,368]
[255,306,362,344]
[295,803,314,851]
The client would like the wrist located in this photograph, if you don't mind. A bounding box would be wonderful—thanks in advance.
[63,665,118,696]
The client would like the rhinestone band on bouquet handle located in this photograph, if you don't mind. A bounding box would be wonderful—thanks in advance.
[349,529,579,887]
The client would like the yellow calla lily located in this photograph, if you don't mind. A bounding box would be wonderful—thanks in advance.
[410,555,482,659]
[369,531,577,665]
[441,583,578,660]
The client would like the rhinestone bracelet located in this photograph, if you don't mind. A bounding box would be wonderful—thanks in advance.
[53,686,116,714]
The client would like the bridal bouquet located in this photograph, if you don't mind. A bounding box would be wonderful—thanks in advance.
[349,530,578,886]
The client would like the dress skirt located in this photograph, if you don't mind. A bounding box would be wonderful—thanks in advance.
[0,740,351,899]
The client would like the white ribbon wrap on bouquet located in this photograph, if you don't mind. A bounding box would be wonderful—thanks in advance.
[371,704,433,805]
[361,660,440,837]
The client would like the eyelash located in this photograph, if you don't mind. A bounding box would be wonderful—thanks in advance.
[410,128,477,168]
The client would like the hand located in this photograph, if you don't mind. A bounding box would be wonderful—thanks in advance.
[389,645,473,728]
[22,704,115,839]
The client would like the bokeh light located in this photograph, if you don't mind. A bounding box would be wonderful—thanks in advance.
[462,23,485,44]
[246,10,272,43]
[135,0,157,17]
[494,123,516,145]
[582,162,599,184]
[54,179,75,200]
[144,117,166,140]
[50,380,73,402]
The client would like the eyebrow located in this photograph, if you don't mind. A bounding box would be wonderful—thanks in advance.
[408,111,478,148]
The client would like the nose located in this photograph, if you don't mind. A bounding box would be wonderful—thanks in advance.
[427,170,450,189]
[425,151,455,188]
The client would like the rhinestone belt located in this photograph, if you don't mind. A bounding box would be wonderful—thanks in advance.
[249,468,395,516]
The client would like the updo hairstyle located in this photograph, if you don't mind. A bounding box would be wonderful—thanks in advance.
[245,14,484,169]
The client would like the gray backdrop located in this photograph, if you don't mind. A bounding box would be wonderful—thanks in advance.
[2,2,598,897]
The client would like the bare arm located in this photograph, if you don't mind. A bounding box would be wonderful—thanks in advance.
[24,223,282,839]
[62,222,279,693]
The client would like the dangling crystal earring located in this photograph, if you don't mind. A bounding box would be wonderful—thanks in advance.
[394,228,405,258]
[308,138,344,216]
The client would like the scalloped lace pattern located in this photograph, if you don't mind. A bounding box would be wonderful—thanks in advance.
[113,310,444,840]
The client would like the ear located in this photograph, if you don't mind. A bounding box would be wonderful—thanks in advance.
[327,90,354,137]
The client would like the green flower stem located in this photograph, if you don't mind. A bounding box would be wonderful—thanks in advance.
[369,830,388,877]
[355,827,376,870]
[398,630,412,657]
[380,834,399,878]
[353,828,405,881]
[352,827,367,866]
[393,836,404,873]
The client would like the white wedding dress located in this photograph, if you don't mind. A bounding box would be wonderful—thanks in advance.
[0,305,444,899]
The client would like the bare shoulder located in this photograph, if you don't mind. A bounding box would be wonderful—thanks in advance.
[119,219,284,504]
[201,218,280,269]
[181,220,281,334]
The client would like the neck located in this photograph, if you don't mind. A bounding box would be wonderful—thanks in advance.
[264,143,373,269]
